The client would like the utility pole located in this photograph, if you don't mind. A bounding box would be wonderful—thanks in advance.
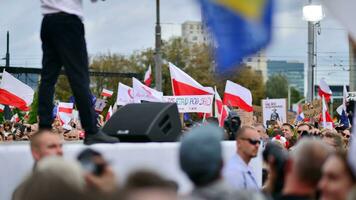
[154,0,162,91]
[5,31,10,67]
[307,3,315,103]
[3,31,11,120]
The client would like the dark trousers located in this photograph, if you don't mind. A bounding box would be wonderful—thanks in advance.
[38,13,98,135]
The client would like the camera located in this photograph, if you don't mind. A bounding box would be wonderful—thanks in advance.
[224,110,241,140]
[77,148,105,176]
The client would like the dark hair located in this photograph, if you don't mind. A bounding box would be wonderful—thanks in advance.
[282,123,294,131]
[297,123,312,130]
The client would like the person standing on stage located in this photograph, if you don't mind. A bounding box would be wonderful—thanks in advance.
[38,0,118,145]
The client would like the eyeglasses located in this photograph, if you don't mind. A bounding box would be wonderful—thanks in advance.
[342,132,350,138]
[239,138,261,145]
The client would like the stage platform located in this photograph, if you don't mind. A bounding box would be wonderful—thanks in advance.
[0,141,262,200]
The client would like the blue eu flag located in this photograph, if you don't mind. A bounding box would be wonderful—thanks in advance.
[199,0,273,72]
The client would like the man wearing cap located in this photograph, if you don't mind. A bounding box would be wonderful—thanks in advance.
[179,125,264,200]
[223,126,261,190]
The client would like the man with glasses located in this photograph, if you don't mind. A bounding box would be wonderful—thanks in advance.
[223,126,261,190]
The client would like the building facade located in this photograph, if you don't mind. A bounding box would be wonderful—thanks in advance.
[243,52,268,82]
[181,21,210,45]
[267,60,304,94]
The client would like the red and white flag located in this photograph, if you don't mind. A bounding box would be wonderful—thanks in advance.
[132,77,163,103]
[318,78,332,102]
[214,87,223,118]
[106,106,113,122]
[117,82,134,106]
[144,66,152,87]
[214,87,229,127]
[168,62,213,96]
[0,71,34,110]
[11,113,20,123]
[101,88,113,97]
[57,102,73,125]
[0,104,4,112]
[320,95,334,129]
[223,80,253,112]
[219,105,230,127]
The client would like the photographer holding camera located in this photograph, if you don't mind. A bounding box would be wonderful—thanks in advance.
[224,110,242,140]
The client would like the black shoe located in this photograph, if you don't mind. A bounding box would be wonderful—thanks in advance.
[84,131,119,145]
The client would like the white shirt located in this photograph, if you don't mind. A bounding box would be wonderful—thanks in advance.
[40,0,84,19]
[223,154,259,190]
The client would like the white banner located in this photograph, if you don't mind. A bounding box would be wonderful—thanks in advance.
[117,83,134,106]
[133,78,163,103]
[262,98,287,128]
[163,95,213,113]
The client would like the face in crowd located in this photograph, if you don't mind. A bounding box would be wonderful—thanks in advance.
[254,124,268,140]
[31,131,63,162]
[237,127,261,161]
[341,129,351,140]
[296,124,311,137]
[318,153,355,200]
[281,125,293,140]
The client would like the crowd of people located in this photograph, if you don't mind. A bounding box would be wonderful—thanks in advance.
[0,117,88,142]
[6,109,355,200]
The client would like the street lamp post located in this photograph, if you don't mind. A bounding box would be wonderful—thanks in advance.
[154,0,162,91]
[303,3,324,102]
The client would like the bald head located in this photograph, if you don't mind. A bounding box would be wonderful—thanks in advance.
[31,130,63,162]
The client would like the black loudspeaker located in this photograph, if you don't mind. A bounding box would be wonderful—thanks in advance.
[102,103,181,142]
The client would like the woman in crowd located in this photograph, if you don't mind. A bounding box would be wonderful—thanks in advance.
[318,151,356,200]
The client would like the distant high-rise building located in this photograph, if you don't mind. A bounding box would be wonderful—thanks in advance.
[243,52,268,82]
[181,21,210,45]
[267,60,304,94]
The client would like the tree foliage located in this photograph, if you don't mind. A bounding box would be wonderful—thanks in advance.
[266,74,288,99]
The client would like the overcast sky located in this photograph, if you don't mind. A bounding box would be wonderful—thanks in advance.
[0,0,350,87]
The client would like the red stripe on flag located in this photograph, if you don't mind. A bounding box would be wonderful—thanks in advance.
[58,107,73,113]
[172,79,211,96]
[318,87,331,102]
[0,89,29,111]
[144,78,152,87]
[223,93,253,112]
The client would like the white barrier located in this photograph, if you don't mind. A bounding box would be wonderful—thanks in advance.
[0,141,262,200]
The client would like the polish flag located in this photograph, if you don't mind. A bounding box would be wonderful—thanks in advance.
[219,105,230,127]
[101,88,113,97]
[0,104,4,112]
[214,87,223,117]
[11,113,20,123]
[132,77,163,103]
[318,78,332,102]
[117,82,134,106]
[223,80,253,112]
[214,87,226,127]
[106,106,113,122]
[0,71,34,110]
[57,102,73,125]
[168,62,213,96]
[144,66,152,87]
[320,95,334,129]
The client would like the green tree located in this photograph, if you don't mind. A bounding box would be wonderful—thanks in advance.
[266,74,288,99]
[28,90,39,124]
[290,86,303,104]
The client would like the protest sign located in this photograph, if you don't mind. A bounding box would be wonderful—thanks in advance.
[163,95,213,113]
